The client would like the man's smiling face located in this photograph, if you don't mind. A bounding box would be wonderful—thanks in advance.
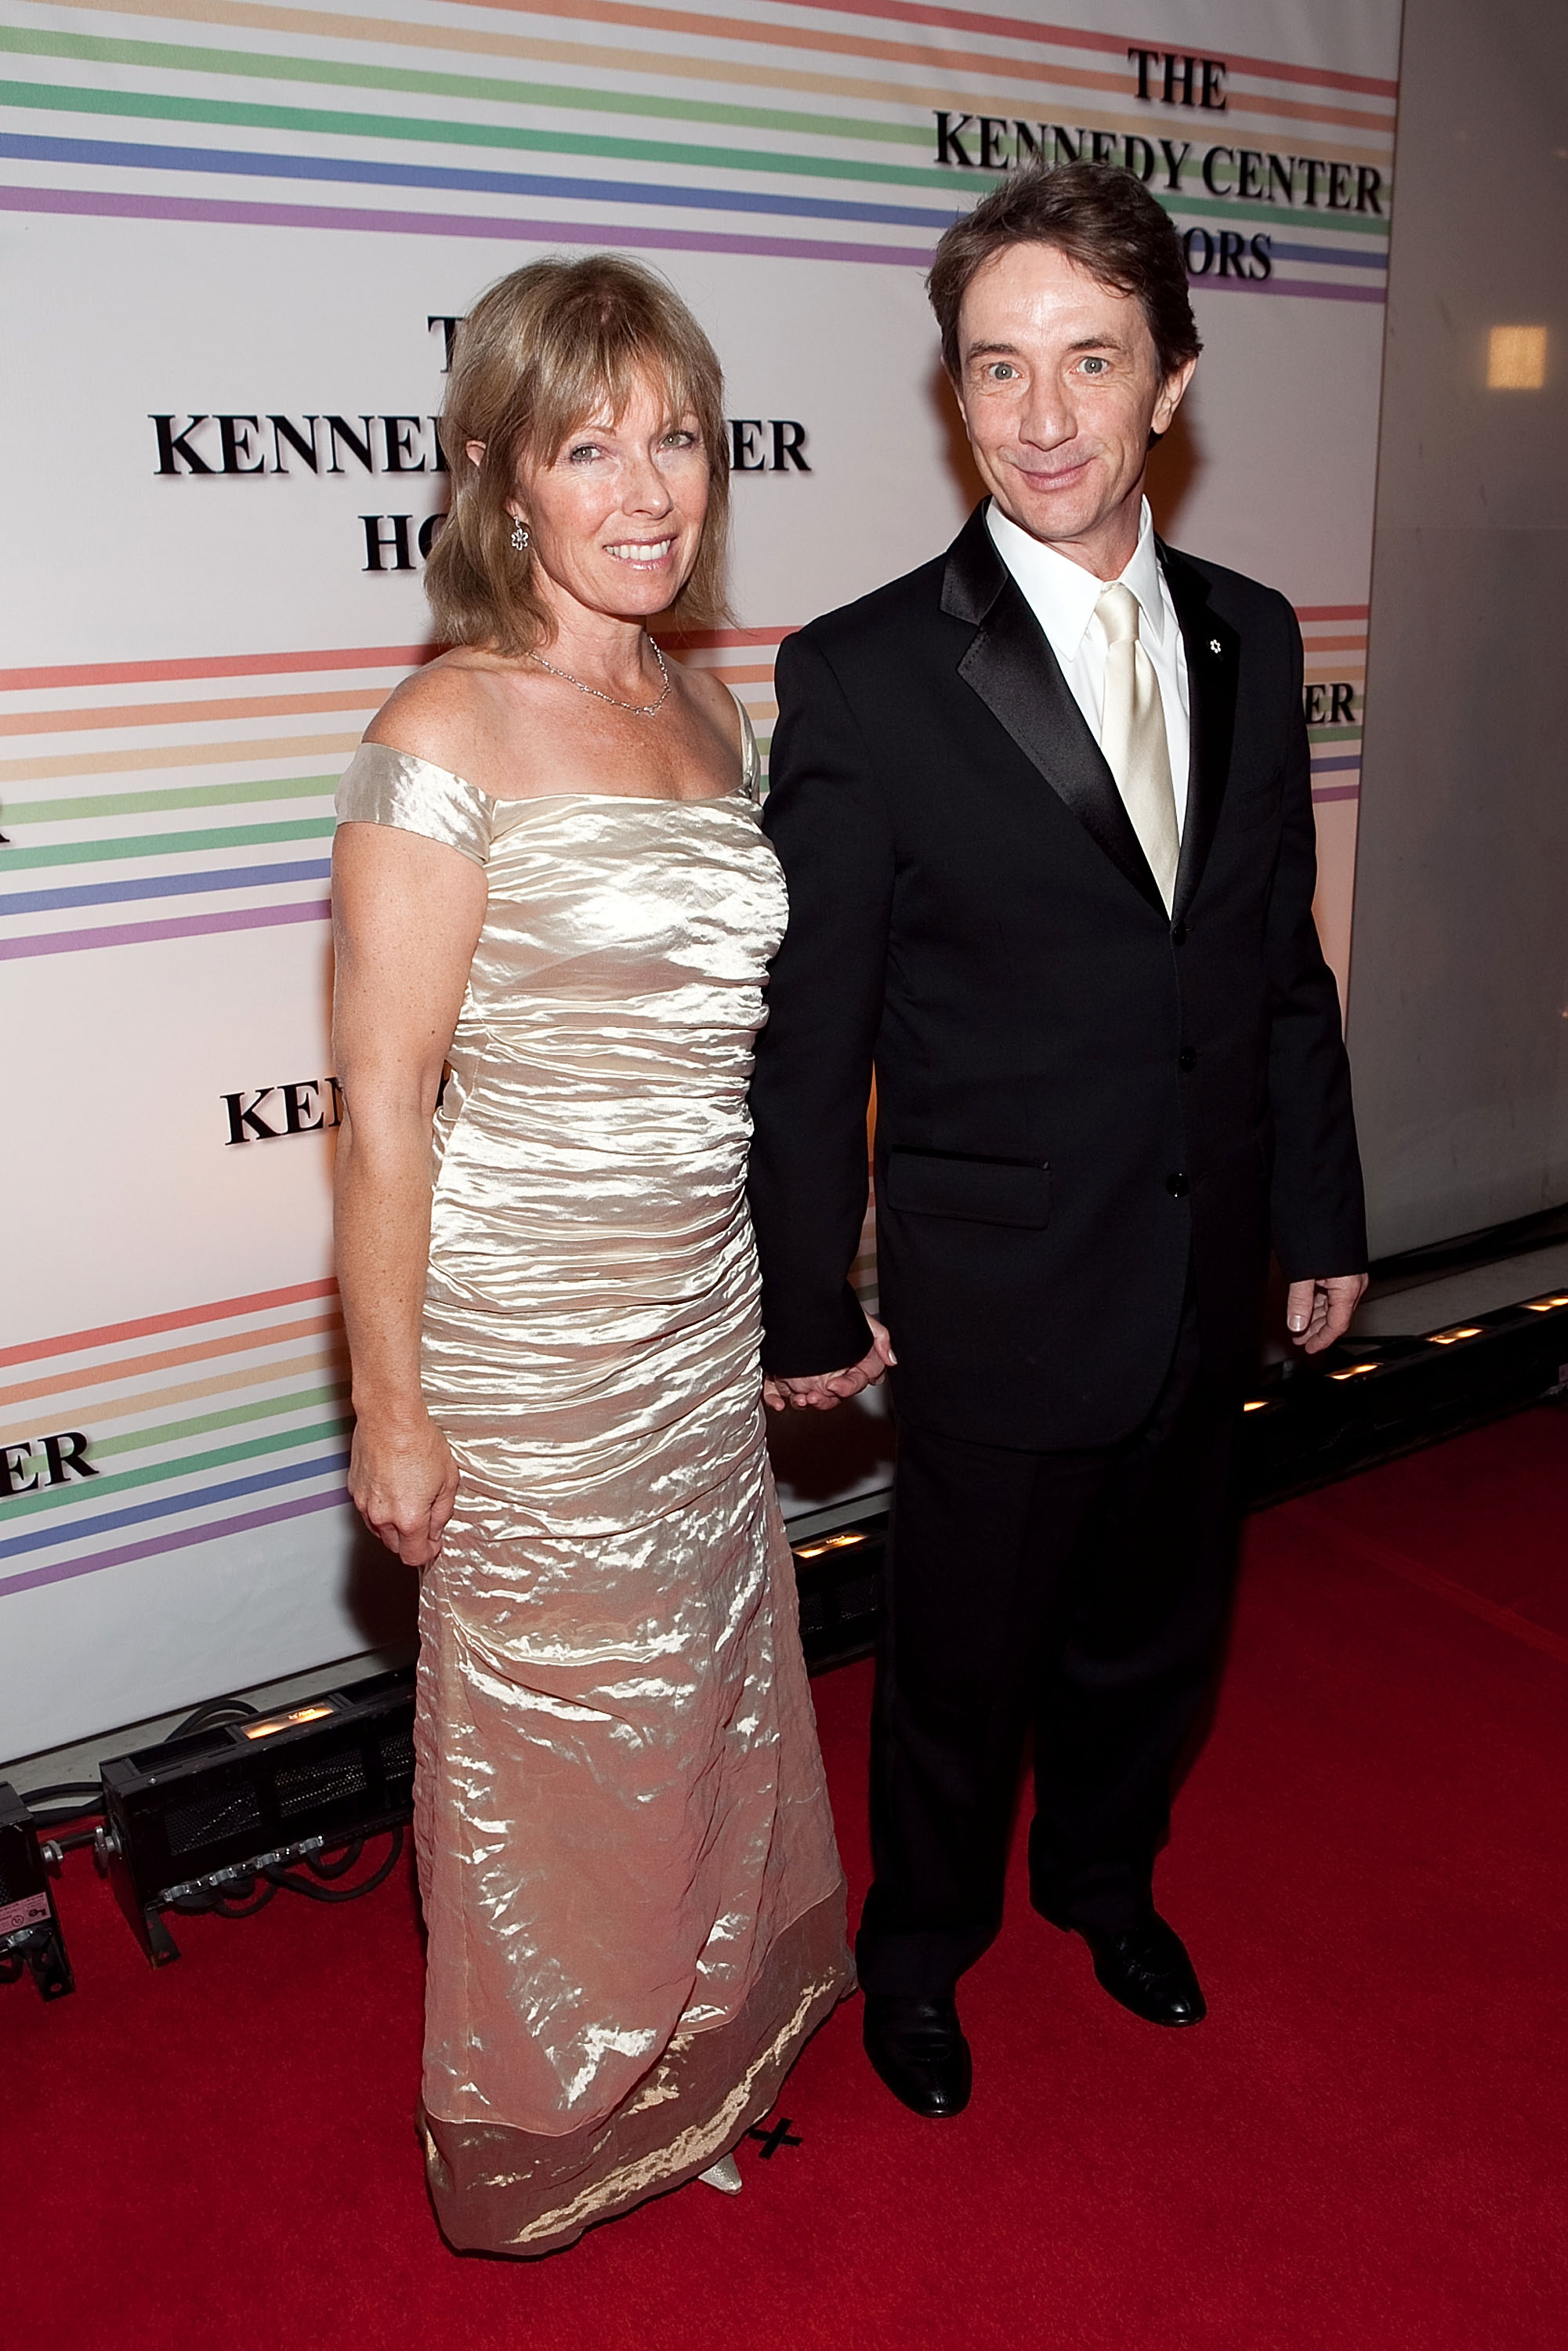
[954,240,1196,576]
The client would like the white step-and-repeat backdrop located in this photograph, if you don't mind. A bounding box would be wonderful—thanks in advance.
[1,0,1402,1756]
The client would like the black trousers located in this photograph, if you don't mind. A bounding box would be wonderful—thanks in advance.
[856,1299,1240,1998]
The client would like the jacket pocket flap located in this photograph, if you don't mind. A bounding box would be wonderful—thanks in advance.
[884,1150,1051,1228]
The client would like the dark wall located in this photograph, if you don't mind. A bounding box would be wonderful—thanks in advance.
[1348,0,1568,1255]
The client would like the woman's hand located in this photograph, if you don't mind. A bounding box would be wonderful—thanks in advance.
[348,1413,459,1568]
[763,1314,896,1412]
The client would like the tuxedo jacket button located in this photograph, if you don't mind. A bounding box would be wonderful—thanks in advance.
[1165,1172,1190,1197]
[1170,920,1188,946]
[1178,1047,1197,1072]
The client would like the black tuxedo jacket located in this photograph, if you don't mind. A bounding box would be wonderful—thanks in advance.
[748,504,1367,1451]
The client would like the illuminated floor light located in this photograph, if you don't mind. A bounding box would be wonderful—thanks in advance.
[1524,1295,1568,1313]
[799,1523,870,1561]
[1430,1326,1484,1346]
[96,1668,415,1967]
[241,1704,335,1741]
[1487,325,1548,389]
[794,1530,867,1561]
[1329,1363,1379,1382]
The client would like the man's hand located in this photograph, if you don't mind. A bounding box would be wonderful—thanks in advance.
[763,1316,896,1412]
[1285,1273,1368,1355]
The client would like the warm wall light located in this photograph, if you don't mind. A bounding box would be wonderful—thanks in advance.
[1487,326,1547,389]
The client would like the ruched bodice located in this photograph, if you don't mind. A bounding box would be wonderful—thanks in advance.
[336,741,788,1520]
[333,726,849,2257]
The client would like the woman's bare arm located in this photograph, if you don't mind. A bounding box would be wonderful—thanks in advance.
[331,818,487,1566]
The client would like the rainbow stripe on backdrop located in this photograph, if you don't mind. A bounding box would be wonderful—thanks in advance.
[0,605,1359,962]
[0,596,1355,1591]
[0,1245,882,1604]
[0,0,1395,299]
[0,632,780,958]
[1300,603,1367,803]
[0,1277,352,1599]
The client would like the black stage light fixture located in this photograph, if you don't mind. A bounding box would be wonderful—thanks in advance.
[96,1665,415,1966]
[792,1515,887,1673]
[1237,1288,1568,1506]
[0,1782,75,2000]
[784,1290,1568,1666]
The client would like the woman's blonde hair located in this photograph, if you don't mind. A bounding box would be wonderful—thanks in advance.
[426,255,731,654]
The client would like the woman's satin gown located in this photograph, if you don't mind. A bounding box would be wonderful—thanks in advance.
[335,719,852,2255]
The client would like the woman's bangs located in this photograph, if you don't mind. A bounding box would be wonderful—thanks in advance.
[533,337,705,466]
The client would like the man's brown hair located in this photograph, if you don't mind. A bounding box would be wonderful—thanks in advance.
[928,161,1202,384]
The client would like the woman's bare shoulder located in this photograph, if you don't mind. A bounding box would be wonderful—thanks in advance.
[362,649,515,775]
[677,657,747,755]
[677,657,737,720]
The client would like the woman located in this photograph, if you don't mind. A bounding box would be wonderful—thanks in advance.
[331,255,854,2256]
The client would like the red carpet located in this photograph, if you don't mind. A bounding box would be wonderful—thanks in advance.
[8,1407,1568,2349]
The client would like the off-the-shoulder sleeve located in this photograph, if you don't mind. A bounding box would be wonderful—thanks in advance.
[334,742,493,866]
[733,693,762,802]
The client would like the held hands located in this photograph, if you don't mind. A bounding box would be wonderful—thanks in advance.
[761,1282,1367,1400]
[1285,1273,1369,1355]
[762,1315,896,1413]
[348,1411,459,1568]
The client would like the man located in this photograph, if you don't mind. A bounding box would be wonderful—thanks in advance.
[748,162,1367,2118]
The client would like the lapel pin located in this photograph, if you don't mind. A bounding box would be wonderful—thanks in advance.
[1209,637,1222,654]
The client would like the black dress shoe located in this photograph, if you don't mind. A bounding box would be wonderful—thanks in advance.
[1081,1914,1207,2027]
[862,1993,972,2117]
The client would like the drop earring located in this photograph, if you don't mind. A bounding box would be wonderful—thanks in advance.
[510,518,530,553]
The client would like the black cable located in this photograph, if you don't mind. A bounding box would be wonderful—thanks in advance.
[161,1826,403,1918]
[19,1780,102,1817]
[168,1697,258,1740]
[265,1825,404,1904]
[21,1801,104,1832]
[212,1880,278,1918]
[306,1839,364,1879]
[168,1875,279,1918]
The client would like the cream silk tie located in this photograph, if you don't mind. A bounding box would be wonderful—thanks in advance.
[1095,581,1180,912]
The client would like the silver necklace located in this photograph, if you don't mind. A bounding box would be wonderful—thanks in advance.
[528,638,672,717]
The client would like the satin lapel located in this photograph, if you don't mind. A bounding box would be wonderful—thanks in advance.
[942,511,1166,915]
[1161,542,1240,918]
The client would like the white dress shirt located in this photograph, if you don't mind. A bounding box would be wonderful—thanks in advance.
[985,495,1192,833]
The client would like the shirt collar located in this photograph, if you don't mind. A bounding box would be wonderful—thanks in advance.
[1118,498,1167,647]
[984,495,1166,657]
